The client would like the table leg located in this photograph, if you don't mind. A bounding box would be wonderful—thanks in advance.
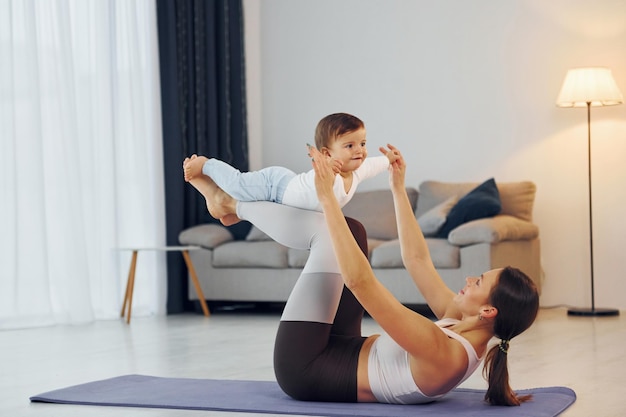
[182,250,210,317]
[120,250,138,324]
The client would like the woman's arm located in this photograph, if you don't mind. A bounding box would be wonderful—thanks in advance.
[310,146,376,291]
[383,145,458,319]
[309,146,456,360]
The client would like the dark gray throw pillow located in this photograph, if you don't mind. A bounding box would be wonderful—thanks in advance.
[436,178,501,238]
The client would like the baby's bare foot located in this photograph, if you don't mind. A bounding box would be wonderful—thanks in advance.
[184,155,208,182]
[182,156,195,182]
[187,174,240,225]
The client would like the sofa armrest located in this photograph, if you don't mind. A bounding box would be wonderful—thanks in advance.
[178,224,234,249]
[447,215,539,246]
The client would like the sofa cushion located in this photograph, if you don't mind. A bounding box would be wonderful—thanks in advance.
[178,224,234,249]
[496,181,536,222]
[342,187,418,240]
[370,238,460,269]
[436,178,502,238]
[426,238,461,268]
[369,240,404,268]
[448,215,539,245]
[367,238,386,258]
[213,241,288,268]
[416,181,475,218]
[417,180,535,222]
[417,195,458,236]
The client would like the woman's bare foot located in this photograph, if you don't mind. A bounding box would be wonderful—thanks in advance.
[184,169,241,226]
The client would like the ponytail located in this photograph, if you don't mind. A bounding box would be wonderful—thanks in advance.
[483,267,539,406]
[483,340,531,405]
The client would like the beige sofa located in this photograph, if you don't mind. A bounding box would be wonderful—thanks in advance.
[179,180,541,306]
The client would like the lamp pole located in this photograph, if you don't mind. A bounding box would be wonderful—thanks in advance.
[586,101,595,312]
[567,102,619,316]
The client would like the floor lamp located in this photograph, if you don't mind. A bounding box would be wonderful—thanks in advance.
[556,67,622,317]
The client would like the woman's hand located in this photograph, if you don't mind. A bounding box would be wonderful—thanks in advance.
[308,145,337,205]
[379,144,406,191]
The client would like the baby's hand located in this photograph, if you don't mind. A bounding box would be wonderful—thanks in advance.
[307,143,342,174]
[330,158,343,174]
[308,145,336,203]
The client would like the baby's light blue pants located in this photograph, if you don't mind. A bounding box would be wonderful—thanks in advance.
[202,158,295,203]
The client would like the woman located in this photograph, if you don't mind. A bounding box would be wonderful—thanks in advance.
[183,144,539,406]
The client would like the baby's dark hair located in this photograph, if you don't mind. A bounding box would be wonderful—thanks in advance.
[483,266,539,406]
[314,113,364,150]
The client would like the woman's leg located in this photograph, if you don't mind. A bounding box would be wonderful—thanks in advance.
[186,178,367,402]
[236,203,367,331]
[236,202,370,402]
[236,201,343,324]
[278,218,369,402]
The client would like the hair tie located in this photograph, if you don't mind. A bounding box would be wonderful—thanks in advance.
[499,339,510,354]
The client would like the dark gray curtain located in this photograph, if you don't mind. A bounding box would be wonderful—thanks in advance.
[157,0,250,313]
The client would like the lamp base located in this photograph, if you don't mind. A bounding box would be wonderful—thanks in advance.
[567,307,620,317]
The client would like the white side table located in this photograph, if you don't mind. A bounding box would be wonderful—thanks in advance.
[118,246,210,323]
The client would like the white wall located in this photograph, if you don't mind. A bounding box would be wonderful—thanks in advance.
[244,0,626,310]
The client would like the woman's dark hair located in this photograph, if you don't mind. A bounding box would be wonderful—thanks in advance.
[483,266,539,406]
[314,113,364,149]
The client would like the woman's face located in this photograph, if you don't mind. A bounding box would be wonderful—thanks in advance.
[454,268,501,315]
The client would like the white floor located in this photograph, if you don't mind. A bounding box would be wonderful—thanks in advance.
[1,306,624,417]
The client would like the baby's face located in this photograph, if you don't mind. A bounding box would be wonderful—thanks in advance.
[324,128,367,173]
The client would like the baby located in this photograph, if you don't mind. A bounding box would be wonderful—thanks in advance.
[183,112,399,225]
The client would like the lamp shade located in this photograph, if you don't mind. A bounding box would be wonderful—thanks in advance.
[556,67,623,108]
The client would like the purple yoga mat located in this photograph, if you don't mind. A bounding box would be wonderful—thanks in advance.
[31,374,576,417]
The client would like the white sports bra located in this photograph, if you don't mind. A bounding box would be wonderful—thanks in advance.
[367,318,483,404]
